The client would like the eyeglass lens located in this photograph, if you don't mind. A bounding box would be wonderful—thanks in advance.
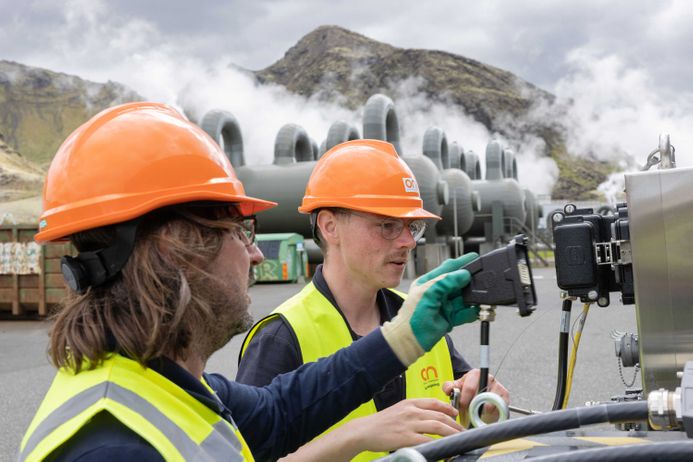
[380,218,426,241]
[233,217,256,245]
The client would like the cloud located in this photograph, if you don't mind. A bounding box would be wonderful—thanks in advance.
[6,1,691,96]
[519,46,693,202]
[2,0,691,201]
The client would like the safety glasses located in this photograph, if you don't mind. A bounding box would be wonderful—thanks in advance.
[232,216,257,246]
[345,210,427,241]
[169,203,258,247]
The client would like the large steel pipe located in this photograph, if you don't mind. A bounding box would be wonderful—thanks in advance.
[363,94,402,155]
[468,140,526,236]
[236,163,315,237]
[199,109,245,167]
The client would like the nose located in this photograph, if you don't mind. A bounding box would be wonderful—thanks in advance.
[396,226,417,250]
[248,243,264,265]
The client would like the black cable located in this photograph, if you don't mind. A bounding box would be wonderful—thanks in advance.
[552,299,572,410]
[528,440,693,462]
[479,320,490,392]
[413,401,648,461]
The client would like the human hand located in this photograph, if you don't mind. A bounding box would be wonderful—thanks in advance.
[442,369,510,425]
[409,253,480,350]
[278,398,463,462]
[343,398,463,453]
[382,253,480,365]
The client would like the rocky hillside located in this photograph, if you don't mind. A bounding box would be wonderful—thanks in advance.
[0,132,44,225]
[0,61,143,224]
[255,26,610,199]
[258,26,552,131]
[0,60,142,167]
[0,133,43,201]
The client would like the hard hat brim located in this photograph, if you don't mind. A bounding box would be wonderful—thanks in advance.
[36,186,277,244]
[352,206,441,220]
[299,203,440,221]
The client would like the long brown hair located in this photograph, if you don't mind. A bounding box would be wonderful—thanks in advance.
[49,205,243,373]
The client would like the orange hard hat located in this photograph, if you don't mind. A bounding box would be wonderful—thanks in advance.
[36,102,276,243]
[299,139,439,220]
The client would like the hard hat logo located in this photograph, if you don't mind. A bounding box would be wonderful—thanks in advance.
[402,177,419,193]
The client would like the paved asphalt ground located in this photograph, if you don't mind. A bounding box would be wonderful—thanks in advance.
[0,266,641,460]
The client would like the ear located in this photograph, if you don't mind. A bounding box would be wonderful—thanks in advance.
[316,209,341,247]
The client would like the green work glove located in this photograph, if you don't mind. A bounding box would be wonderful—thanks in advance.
[381,253,480,366]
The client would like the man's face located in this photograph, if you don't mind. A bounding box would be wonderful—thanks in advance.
[203,226,264,352]
[333,211,419,290]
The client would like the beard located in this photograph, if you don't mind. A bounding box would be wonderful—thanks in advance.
[192,273,254,360]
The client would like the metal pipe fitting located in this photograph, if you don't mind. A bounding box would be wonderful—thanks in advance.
[647,387,681,430]
[469,392,510,428]
[478,305,496,322]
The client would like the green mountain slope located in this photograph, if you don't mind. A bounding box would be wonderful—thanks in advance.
[0,60,142,167]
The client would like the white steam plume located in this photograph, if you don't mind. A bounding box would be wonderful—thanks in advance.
[388,77,559,196]
[529,48,693,203]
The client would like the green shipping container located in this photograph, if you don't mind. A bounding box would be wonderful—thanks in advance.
[254,233,308,283]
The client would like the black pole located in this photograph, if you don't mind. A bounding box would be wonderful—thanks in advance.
[479,320,490,392]
[552,299,572,410]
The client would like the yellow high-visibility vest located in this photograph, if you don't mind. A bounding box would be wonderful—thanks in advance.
[241,282,454,461]
[19,354,254,462]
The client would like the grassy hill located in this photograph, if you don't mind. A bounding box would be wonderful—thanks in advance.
[0,60,142,167]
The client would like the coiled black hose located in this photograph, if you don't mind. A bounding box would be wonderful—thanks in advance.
[552,299,572,410]
[528,439,693,462]
[412,401,648,461]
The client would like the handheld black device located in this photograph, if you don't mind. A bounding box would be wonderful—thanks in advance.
[461,234,537,316]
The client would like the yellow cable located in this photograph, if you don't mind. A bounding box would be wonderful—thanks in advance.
[562,303,591,409]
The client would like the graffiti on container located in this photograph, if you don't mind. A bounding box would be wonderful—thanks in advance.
[256,260,279,281]
[0,242,42,274]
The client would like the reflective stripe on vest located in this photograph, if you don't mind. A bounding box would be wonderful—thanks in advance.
[240,283,454,462]
[19,355,254,462]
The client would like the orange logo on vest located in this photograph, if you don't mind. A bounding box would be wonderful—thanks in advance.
[420,366,438,382]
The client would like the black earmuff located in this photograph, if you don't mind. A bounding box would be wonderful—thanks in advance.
[310,211,321,244]
[60,256,90,294]
[59,219,140,294]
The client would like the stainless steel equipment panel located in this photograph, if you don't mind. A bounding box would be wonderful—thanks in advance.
[626,166,693,393]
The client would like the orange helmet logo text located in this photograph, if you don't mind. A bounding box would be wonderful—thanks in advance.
[402,177,419,193]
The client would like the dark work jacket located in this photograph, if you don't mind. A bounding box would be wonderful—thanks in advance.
[44,329,404,462]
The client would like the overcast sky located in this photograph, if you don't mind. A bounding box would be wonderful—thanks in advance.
[2,0,692,196]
